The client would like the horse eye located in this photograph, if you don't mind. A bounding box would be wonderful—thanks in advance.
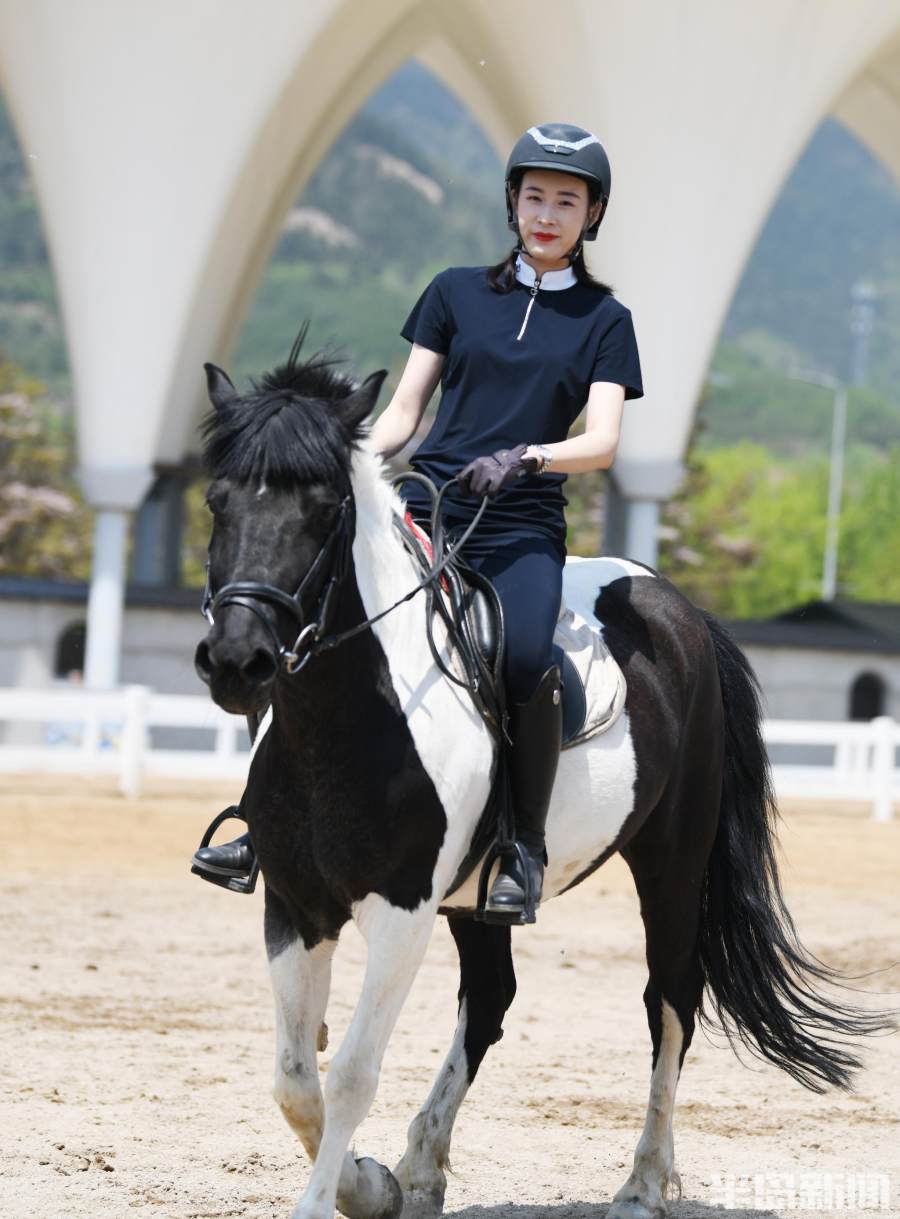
[205,486,228,514]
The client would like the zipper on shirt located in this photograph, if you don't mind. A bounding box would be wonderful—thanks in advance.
[516,277,541,341]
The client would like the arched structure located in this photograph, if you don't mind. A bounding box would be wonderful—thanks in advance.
[1,0,900,686]
[849,670,887,720]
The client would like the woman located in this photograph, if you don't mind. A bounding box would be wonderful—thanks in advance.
[193,122,643,922]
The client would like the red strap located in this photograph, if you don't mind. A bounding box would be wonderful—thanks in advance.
[404,510,450,593]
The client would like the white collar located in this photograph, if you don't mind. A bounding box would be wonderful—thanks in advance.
[515,255,577,291]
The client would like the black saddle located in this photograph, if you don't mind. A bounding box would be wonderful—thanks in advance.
[397,513,585,746]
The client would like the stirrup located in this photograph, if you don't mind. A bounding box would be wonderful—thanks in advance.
[474,840,539,926]
[190,806,259,895]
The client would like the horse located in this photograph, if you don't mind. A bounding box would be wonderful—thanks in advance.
[194,338,888,1219]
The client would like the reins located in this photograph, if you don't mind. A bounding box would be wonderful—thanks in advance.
[201,474,488,676]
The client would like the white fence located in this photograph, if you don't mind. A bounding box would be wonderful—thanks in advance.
[0,686,897,819]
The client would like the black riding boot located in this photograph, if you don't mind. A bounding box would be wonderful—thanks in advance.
[485,664,562,923]
[190,804,259,893]
[192,827,255,878]
[191,714,262,894]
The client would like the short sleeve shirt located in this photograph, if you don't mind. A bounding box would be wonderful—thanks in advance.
[398,263,643,549]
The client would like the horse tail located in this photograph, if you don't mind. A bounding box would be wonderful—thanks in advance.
[697,611,893,1092]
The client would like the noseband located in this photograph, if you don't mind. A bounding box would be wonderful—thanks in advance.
[201,477,488,677]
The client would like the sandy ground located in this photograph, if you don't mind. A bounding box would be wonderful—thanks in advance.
[1,776,898,1219]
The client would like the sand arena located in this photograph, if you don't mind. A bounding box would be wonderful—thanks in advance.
[1,777,897,1219]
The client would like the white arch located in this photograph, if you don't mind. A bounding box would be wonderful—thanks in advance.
[2,0,900,685]
[156,0,530,462]
[835,27,900,182]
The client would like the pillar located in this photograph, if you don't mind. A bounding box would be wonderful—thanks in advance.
[78,464,155,690]
[83,510,130,689]
[623,499,661,568]
[131,470,188,586]
[603,459,685,569]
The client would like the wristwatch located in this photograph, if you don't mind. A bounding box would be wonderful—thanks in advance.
[528,444,554,473]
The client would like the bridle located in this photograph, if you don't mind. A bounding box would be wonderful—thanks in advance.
[202,494,356,675]
[201,476,487,677]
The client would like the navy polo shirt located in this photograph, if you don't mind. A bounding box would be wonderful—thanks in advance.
[398,259,643,551]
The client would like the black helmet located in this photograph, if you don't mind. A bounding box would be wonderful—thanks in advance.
[505,122,611,241]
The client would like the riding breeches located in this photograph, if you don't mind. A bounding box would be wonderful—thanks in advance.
[461,536,564,705]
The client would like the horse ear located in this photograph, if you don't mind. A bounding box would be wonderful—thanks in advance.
[339,370,388,430]
[204,362,237,411]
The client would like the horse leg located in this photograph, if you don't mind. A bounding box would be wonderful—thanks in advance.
[266,892,337,1161]
[607,839,707,1219]
[291,894,436,1219]
[394,917,516,1218]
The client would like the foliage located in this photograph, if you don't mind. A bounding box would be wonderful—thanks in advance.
[181,477,210,589]
[839,447,900,601]
[659,440,900,616]
[0,354,92,579]
[0,97,68,394]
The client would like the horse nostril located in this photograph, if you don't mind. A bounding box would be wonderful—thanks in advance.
[195,640,213,681]
[242,648,277,684]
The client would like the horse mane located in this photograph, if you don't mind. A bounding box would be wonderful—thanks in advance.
[201,324,364,488]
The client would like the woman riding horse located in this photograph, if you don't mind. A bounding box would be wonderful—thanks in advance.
[192,121,642,921]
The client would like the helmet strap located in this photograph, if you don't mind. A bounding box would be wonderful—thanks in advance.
[566,231,586,266]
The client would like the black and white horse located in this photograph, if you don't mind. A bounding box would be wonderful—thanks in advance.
[195,344,886,1219]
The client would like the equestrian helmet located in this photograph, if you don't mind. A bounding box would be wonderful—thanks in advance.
[505,123,611,240]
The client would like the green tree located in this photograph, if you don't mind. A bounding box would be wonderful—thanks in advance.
[839,447,900,601]
[660,440,900,616]
[660,443,829,616]
[0,353,92,579]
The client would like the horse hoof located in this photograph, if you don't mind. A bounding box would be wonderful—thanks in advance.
[337,1157,403,1219]
[606,1196,666,1219]
[399,1185,446,1218]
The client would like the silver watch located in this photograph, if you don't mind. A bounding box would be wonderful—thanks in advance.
[532,444,553,473]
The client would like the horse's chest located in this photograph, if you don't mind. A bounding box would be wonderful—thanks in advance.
[250,690,450,916]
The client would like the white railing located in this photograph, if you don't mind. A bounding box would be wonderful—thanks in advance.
[0,687,896,819]
[0,686,250,799]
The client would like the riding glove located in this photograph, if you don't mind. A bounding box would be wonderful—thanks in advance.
[458,444,539,498]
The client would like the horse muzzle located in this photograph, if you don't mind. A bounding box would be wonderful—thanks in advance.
[194,632,278,715]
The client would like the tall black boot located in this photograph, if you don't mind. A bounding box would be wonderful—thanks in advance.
[484,664,562,923]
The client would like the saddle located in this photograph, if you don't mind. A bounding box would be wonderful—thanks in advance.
[397,512,626,749]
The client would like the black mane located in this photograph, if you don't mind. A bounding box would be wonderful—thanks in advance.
[201,325,363,488]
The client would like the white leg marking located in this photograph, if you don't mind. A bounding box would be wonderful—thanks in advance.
[269,937,335,1161]
[608,999,683,1219]
[292,896,436,1219]
[394,997,471,1214]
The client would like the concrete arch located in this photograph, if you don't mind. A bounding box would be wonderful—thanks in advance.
[156,0,532,464]
[835,27,900,183]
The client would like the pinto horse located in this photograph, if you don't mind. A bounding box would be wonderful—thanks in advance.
[194,340,887,1219]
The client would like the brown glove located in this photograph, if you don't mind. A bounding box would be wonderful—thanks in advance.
[458,444,538,498]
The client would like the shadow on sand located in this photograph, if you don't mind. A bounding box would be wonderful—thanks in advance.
[444,1202,782,1219]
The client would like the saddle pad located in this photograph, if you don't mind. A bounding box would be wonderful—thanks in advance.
[554,600,627,747]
